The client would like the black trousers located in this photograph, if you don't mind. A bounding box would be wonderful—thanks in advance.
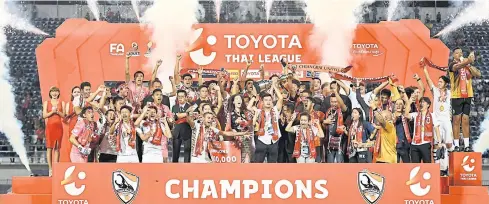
[99,153,117,163]
[349,151,372,163]
[253,139,279,163]
[411,143,432,163]
[172,138,191,163]
[397,147,411,163]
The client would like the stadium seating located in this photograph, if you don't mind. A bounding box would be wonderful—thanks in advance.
[0,2,488,165]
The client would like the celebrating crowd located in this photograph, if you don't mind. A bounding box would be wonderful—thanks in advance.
[42,48,481,176]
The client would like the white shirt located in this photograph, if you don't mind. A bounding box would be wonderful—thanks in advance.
[432,85,451,121]
[191,121,220,161]
[73,95,101,108]
[409,112,440,145]
[256,107,281,145]
[137,120,166,152]
[349,91,370,118]
[118,123,138,156]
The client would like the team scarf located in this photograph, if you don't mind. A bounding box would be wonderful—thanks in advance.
[347,120,363,157]
[143,119,164,146]
[422,57,471,98]
[193,123,218,157]
[289,64,352,73]
[326,107,344,135]
[78,119,98,147]
[256,108,280,142]
[116,120,136,152]
[292,126,318,159]
[225,110,251,148]
[400,115,412,144]
[332,72,398,83]
[414,112,434,144]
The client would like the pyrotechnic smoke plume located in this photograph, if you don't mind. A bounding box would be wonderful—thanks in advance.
[214,0,222,22]
[436,0,489,37]
[87,0,100,21]
[304,0,374,82]
[142,0,198,93]
[0,0,47,172]
[473,111,489,153]
[387,0,408,21]
[131,0,140,21]
[264,0,274,22]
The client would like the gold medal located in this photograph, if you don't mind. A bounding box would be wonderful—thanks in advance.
[440,105,444,111]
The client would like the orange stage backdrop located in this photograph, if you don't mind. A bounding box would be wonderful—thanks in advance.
[35,19,449,162]
[52,163,441,204]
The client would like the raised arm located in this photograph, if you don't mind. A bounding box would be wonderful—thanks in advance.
[87,85,105,103]
[414,74,425,99]
[273,79,284,112]
[469,65,482,78]
[169,77,177,97]
[334,89,347,112]
[422,66,435,93]
[174,54,182,85]
[135,106,149,126]
[336,80,350,96]
[373,81,389,95]
[162,118,172,138]
[197,66,204,86]
[240,60,252,88]
[125,54,131,83]
[150,60,162,85]
[285,113,297,133]
[214,86,223,115]
[374,111,386,128]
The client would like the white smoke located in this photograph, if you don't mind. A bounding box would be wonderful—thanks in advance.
[0,0,47,172]
[387,0,406,21]
[473,111,489,153]
[436,0,489,37]
[141,0,198,93]
[131,0,140,21]
[304,0,374,82]
[214,0,222,22]
[87,0,100,21]
[264,0,274,22]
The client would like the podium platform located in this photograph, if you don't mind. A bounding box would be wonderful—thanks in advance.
[440,152,489,204]
[0,177,51,204]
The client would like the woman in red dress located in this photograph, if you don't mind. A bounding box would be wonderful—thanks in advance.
[63,86,81,164]
[42,87,65,176]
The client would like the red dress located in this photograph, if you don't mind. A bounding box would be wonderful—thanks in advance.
[45,100,63,149]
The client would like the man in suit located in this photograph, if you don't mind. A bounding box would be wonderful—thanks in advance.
[171,90,196,163]
[142,79,171,108]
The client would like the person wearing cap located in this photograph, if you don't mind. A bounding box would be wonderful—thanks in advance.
[42,86,65,176]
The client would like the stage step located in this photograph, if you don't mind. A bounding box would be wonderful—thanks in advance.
[11,177,52,194]
[440,176,449,194]
[441,194,489,204]
[449,186,488,195]
[0,194,51,204]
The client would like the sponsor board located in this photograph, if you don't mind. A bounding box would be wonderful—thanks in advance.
[449,152,482,186]
[53,163,440,203]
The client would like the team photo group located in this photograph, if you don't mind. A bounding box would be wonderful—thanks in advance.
[42,47,480,177]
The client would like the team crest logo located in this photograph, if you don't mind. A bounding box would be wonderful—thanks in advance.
[127,42,140,57]
[112,169,140,204]
[357,169,385,204]
[144,41,153,58]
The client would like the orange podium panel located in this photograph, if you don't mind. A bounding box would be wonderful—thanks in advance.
[449,152,482,186]
[440,176,449,194]
[0,194,51,204]
[11,177,52,195]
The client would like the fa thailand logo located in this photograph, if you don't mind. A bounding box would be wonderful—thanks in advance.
[112,169,140,204]
[461,155,476,172]
[189,28,217,66]
[357,169,385,204]
[406,166,431,197]
[61,166,86,196]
